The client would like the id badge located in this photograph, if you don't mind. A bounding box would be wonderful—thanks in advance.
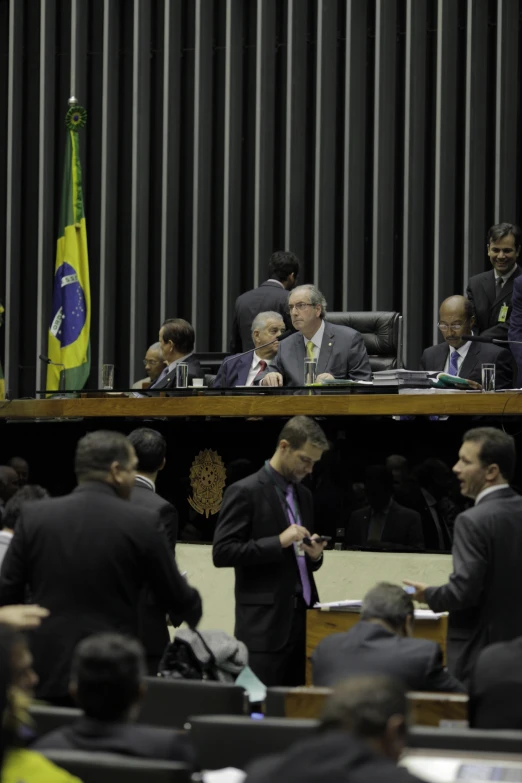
[294,542,305,558]
[498,304,509,323]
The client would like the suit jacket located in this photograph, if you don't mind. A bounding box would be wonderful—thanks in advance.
[212,467,322,653]
[425,486,522,685]
[312,621,464,692]
[213,353,256,388]
[419,340,513,389]
[345,500,424,549]
[245,730,422,783]
[150,355,202,390]
[31,717,195,764]
[230,281,292,354]
[466,265,521,340]
[130,478,178,551]
[508,275,522,386]
[256,322,372,386]
[0,482,202,701]
[469,637,522,729]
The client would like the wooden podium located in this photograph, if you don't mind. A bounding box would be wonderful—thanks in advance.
[305,608,448,685]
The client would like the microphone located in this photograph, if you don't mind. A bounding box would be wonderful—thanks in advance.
[221,329,294,367]
[461,335,522,346]
[39,354,66,393]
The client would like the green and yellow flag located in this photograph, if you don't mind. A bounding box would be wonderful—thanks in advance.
[0,302,4,400]
[46,102,90,392]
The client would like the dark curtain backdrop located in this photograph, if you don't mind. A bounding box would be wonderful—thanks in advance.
[0,0,521,396]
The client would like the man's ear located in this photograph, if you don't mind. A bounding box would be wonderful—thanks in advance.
[159,457,166,472]
[485,463,500,482]
[69,680,78,704]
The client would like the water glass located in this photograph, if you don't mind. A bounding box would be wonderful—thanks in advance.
[481,363,495,392]
[176,363,189,388]
[304,358,317,385]
[101,364,114,390]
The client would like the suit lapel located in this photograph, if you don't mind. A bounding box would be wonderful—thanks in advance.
[293,337,306,384]
[459,342,480,380]
[238,354,253,386]
[258,470,290,532]
[481,271,496,306]
[432,343,449,372]
[154,368,176,390]
[316,325,334,375]
[492,268,519,308]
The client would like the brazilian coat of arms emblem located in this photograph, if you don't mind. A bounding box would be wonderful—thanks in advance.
[188,449,227,518]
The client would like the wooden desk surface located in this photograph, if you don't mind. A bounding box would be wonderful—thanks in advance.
[0,391,521,418]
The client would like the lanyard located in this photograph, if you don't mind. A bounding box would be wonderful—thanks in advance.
[263,463,301,527]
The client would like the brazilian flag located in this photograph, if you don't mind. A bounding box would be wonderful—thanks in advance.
[47,102,90,393]
[0,302,4,400]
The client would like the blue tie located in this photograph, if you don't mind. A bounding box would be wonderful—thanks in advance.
[448,349,459,376]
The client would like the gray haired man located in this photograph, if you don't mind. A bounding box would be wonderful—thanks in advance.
[213,311,286,388]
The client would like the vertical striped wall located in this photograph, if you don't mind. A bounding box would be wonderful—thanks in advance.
[0,0,521,395]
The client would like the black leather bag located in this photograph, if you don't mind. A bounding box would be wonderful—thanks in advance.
[158,631,218,681]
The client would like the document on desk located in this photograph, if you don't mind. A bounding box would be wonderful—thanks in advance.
[314,600,446,620]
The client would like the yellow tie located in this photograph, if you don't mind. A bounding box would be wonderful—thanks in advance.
[306,340,315,360]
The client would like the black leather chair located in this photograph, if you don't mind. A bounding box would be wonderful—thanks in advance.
[326,312,403,372]
[407,726,522,754]
[138,678,246,729]
[192,352,230,374]
[264,687,288,717]
[41,751,191,782]
[29,704,82,737]
[186,715,319,769]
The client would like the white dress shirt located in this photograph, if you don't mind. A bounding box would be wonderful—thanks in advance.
[443,341,472,375]
[494,264,517,287]
[266,278,284,288]
[302,320,325,360]
[135,474,156,492]
[245,353,273,386]
[475,483,509,505]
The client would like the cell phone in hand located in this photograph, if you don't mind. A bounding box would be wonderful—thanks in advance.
[403,585,416,594]
[302,535,332,546]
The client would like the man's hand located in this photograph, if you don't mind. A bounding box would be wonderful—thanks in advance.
[0,605,50,630]
[261,372,283,387]
[280,524,311,548]
[403,580,428,603]
[301,533,327,561]
[317,373,335,383]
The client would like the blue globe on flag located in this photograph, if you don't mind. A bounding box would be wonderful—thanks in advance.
[50,261,87,347]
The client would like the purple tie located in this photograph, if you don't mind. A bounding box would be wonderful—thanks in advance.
[448,349,459,376]
[285,484,312,606]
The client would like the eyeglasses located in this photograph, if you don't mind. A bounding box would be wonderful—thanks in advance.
[143,359,163,367]
[437,322,467,332]
[287,302,314,314]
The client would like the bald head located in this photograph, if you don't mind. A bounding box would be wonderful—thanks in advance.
[438,296,475,349]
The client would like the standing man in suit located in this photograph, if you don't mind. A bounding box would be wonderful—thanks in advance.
[259,285,372,386]
[213,416,329,686]
[345,467,424,550]
[312,583,463,692]
[508,270,522,387]
[419,295,513,388]
[149,319,201,390]
[132,342,167,390]
[404,427,522,685]
[230,251,300,353]
[0,430,202,704]
[466,222,521,340]
[214,311,285,388]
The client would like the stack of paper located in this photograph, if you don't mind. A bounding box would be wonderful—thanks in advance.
[313,600,446,621]
[373,370,437,388]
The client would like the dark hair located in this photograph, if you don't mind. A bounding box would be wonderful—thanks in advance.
[128,428,166,473]
[487,222,522,251]
[3,485,49,531]
[277,416,329,451]
[267,251,300,282]
[161,318,195,355]
[74,431,133,482]
[320,675,408,738]
[365,466,394,495]
[463,427,516,482]
[71,633,145,721]
[360,583,414,632]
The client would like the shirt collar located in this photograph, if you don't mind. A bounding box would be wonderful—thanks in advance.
[450,340,472,359]
[167,353,193,372]
[475,484,509,505]
[135,475,156,492]
[266,278,284,288]
[302,320,325,350]
[494,265,517,283]
[265,460,291,491]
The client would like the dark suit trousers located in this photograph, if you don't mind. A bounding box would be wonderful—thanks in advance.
[247,600,307,687]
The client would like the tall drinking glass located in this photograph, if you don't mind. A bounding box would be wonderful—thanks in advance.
[481,363,495,392]
[304,358,317,385]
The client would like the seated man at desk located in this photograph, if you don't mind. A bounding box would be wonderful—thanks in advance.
[419,295,512,389]
[344,466,424,550]
[312,583,464,692]
[149,318,201,389]
[257,284,372,387]
[213,311,285,387]
[132,342,166,390]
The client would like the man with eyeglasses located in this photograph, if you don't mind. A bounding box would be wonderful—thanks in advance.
[420,295,512,389]
[132,342,167,390]
[257,284,372,387]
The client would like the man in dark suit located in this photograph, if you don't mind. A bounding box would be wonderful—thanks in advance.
[0,430,202,704]
[258,285,372,387]
[508,274,522,386]
[214,311,285,388]
[469,637,522,729]
[128,427,179,674]
[32,633,195,764]
[312,583,463,692]
[213,416,329,686]
[149,318,201,390]
[420,295,513,389]
[405,427,522,685]
[230,251,299,354]
[466,222,521,340]
[245,676,424,783]
[345,467,424,550]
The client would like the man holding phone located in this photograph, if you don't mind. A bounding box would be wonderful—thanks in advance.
[213,416,329,686]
